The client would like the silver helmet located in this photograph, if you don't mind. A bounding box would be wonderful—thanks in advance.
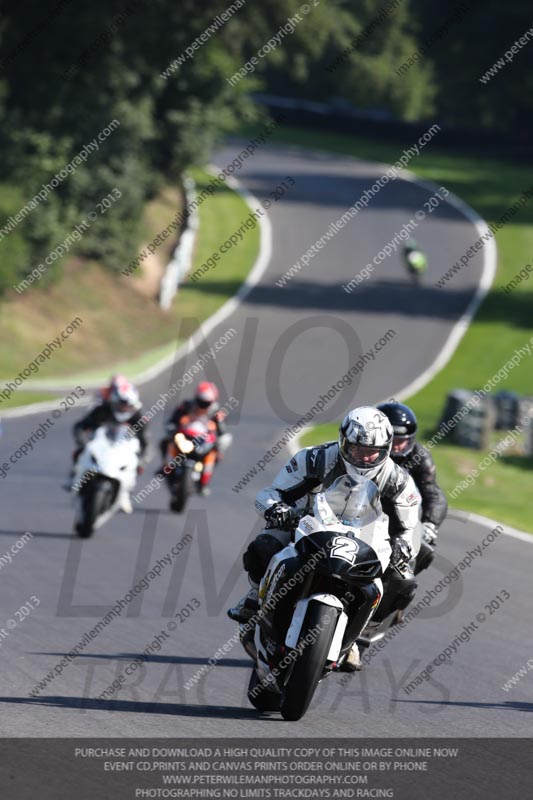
[339,406,393,479]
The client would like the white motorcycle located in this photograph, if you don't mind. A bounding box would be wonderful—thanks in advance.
[71,424,140,538]
[246,474,403,720]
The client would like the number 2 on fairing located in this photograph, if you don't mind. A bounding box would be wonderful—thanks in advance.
[330,536,359,564]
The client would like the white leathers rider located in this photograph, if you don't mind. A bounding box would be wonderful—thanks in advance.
[256,408,419,553]
[228,407,421,671]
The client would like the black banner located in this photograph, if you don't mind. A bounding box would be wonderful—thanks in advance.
[0,738,531,799]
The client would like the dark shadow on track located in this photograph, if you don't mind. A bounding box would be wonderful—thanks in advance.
[131,508,179,516]
[0,529,73,540]
[397,699,533,712]
[223,146,530,227]
[192,279,475,319]
[30,653,251,668]
[0,696,263,719]
[239,170,465,220]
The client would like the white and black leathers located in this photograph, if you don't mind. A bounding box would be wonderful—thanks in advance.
[255,441,420,553]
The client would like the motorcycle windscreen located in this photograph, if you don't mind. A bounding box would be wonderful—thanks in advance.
[103,423,133,443]
[323,474,382,528]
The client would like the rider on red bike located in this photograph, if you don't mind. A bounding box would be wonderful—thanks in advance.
[159,382,231,494]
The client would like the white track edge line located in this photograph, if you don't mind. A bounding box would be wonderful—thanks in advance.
[448,509,532,542]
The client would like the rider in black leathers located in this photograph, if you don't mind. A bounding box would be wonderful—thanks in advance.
[377,402,447,574]
[67,377,148,512]
[73,377,148,460]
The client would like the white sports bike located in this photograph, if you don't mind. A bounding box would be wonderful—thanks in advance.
[71,424,140,537]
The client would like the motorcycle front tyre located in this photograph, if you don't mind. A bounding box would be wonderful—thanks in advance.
[280,601,338,721]
[170,467,193,513]
[75,479,115,538]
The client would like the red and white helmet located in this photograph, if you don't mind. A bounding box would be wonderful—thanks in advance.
[195,381,218,412]
[97,374,124,404]
[109,375,141,422]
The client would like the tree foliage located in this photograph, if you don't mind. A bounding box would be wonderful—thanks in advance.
[0,0,526,293]
[411,0,533,136]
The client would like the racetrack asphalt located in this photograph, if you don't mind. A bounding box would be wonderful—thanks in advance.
[1,141,530,738]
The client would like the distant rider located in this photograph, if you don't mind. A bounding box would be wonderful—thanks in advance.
[69,376,148,512]
[403,238,427,279]
[159,381,232,495]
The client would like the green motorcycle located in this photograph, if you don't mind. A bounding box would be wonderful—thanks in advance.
[403,239,428,285]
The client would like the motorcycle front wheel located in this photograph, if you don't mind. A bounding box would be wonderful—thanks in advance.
[280,602,338,721]
[75,479,116,538]
[169,467,193,513]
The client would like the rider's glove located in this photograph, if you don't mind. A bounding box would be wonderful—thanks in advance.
[74,427,90,447]
[423,522,438,546]
[264,502,295,530]
[391,537,412,569]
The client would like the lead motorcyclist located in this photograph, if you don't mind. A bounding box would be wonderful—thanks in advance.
[228,406,421,671]
[377,401,448,577]
[69,376,148,512]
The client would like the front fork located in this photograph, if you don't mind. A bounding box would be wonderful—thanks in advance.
[342,580,383,653]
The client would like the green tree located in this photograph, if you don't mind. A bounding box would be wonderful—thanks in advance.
[410,0,533,135]
[0,184,31,293]
[257,0,436,121]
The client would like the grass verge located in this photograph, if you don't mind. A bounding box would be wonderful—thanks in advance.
[0,169,259,408]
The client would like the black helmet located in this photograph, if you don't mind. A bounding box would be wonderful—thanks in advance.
[376,402,417,460]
